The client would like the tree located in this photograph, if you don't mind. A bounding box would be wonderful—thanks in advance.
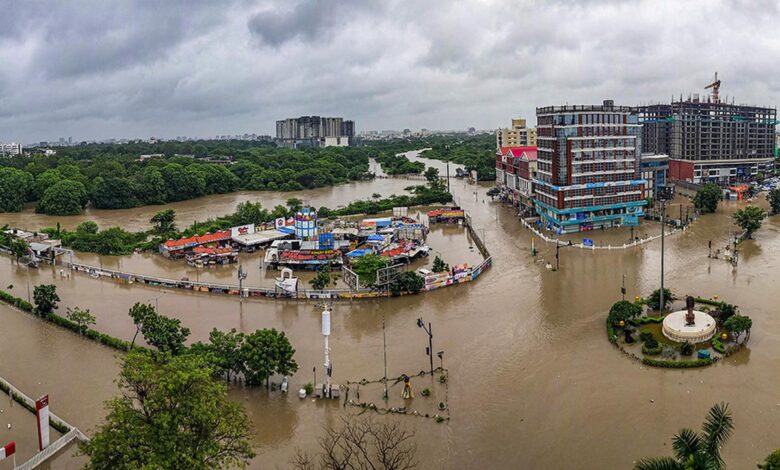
[0,167,34,212]
[242,328,298,388]
[81,350,255,470]
[66,307,96,334]
[758,450,780,470]
[309,271,331,290]
[140,313,191,355]
[608,300,642,324]
[290,415,417,470]
[129,303,156,348]
[33,169,63,199]
[91,177,139,209]
[133,167,167,205]
[193,328,246,383]
[150,209,177,235]
[33,284,59,317]
[634,402,733,470]
[424,167,441,189]
[9,238,29,264]
[390,272,425,296]
[193,144,209,158]
[37,179,88,215]
[231,201,270,226]
[716,302,738,324]
[680,341,694,356]
[431,255,449,273]
[286,197,303,214]
[693,183,723,214]
[733,206,766,239]
[351,254,390,287]
[767,189,780,215]
[646,288,675,311]
[724,314,753,345]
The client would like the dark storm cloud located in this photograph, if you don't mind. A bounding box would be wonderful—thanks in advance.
[0,0,779,143]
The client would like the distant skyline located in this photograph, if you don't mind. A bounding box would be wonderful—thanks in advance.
[2,0,780,143]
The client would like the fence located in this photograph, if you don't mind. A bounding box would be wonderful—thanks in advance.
[520,218,690,251]
[0,375,88,469]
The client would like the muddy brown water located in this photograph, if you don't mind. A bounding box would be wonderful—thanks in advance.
[1,153,780,469]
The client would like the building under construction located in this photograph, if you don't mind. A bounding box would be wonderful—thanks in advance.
[636,74,777,184]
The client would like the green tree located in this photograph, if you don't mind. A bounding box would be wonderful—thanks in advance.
[129,303,156,348]
[432,255,449,273]
[733,205,766,239]
[424,167,441,189]
[758,450,780,469]
[607,300,642,323]
[716,302,738,324]
[242,328,298,388]
[133,167,167,205]
[81,350,255,470]
[351,254,390,286]
[286,197,303,214]
[647,288,675,311]
[693,183,723,214]
[767,188,780,215]
[0,167,34,212]
[92,177,139,209]
[724,314,753,345]
[140,313,191,355]
[33,169,63,199]
[9,238,29,264]
[66,307,96,334]
[193,328,247,383]
[389,272,425,296]
[193,144,209,158]
[33,284,59,317]
[150,209,177,235]
[309,271,331,290]
[162,141,177,158]
[77,220,99,235]
[231,201,270,225]
[37,179,88,215]
[634,402,733,470]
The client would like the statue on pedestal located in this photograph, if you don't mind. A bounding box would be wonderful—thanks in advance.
[685,295,696,326]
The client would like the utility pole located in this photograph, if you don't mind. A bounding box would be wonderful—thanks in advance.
[382,316,388,400]
[416,318,434,375]
[621,274,626,301]
[708,240,712,258]
[659,188,670,313]
[237,264,247,301]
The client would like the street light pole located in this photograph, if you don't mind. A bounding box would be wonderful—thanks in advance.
[621,274,626,301]
[659,195,667,313]
[417,318,434,375]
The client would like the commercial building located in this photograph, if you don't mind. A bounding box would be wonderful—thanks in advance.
[0,142,23,157]
[637,81,777,184]
[496,118,537,148]
[495,146,538,212]
[275,116,355,148]
[534,100,646,234]
[639,153,669,200]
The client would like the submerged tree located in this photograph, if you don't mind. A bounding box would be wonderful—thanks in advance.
[33,284,59,317]
[767,188,780,215]
[82,350,255,470]
[290,415,417,470]
[733,206,766,239]
[634,402,734,470]
[693,183,723,214]
[724,314,753,345]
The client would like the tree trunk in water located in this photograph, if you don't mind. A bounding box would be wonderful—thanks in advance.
[130,327,140,348]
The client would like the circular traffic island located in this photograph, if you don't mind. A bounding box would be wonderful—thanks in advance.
[606,294,750,369]
[662,309,717,343]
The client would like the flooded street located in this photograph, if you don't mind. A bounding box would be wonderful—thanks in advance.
[1,152,780,468]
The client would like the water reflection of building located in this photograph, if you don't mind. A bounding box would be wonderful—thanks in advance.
[534,100,646,234]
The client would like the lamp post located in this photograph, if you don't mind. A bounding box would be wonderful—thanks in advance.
[416,317,434,375]
[658,186,673,313]
[555,240,573,271]
[237,264,247,301]
[621,274,626,301]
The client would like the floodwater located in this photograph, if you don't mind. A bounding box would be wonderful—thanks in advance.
[1,151,780,469]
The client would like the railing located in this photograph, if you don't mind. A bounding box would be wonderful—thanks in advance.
[17,429,85,470]
[520,218,687,250]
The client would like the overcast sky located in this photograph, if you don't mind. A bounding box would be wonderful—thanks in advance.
[1,0,779,143]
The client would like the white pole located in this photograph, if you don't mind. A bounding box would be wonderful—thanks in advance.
[322,306,331,398]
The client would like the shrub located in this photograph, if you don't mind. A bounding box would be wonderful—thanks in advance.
[608,300,642,324]
[712,336,726,354]
[646,288,675,311]
[421,388,431,397]
[680,341,694,356]
[303,382,314,395]
[642,343,663,355]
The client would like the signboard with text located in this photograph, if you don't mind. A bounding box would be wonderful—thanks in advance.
[36,395,50,451]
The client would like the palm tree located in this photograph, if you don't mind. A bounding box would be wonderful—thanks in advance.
[634,403,733,470]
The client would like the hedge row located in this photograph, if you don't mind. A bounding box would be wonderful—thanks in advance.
[711,336,726,354]
[642,357,714,368]
[629,315,665,326]
[642,344,664,355]
[606,319,617,344]
[0,289,131,352]
[0,290,33,312]
[694,297,725,307]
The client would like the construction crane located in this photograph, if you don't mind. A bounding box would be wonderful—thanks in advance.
[705,72,721,103]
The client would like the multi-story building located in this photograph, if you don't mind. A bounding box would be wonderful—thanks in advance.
[275,116,355,148]
[0,142,23,157]
[637,94,776,184]
[639,153,669,200]
[496,118,537,148]
[534,100,646,234]
[495,146,538,212]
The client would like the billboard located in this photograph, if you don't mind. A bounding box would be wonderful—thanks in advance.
[275,217,285,229]
[231,224,255,237]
